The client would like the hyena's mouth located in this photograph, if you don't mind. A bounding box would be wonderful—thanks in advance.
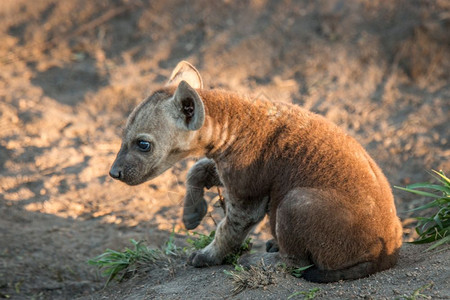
[121,168,158,186]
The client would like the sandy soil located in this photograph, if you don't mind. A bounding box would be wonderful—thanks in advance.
[0,0,449,299]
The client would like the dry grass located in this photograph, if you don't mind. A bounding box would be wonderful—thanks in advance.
[224,260,276,295]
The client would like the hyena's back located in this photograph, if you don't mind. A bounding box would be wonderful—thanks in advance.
[196,90,403,282]
[248,104,403,282]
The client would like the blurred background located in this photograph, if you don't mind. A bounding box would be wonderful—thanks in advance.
[0,0,449,298]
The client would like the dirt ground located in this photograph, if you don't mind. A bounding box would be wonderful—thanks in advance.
[0,0,449,299]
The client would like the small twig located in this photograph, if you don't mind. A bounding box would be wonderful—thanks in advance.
[208,212,217,226]
[216,187,226,214]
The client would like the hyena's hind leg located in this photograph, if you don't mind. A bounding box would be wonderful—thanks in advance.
[183,158,222,229]
[276,188,398,283]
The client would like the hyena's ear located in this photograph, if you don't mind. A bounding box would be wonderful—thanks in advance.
[166,61,203,89]
[172,80,205,131]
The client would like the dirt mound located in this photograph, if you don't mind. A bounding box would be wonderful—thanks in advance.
[0,0,449,299]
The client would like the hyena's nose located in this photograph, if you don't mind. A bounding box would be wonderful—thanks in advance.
[109,167,122,180]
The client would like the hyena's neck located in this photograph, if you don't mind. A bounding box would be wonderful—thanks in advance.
[195,89,281,162]
[195,89,243,159]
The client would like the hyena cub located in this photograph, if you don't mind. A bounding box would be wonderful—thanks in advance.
[110,61,403,283]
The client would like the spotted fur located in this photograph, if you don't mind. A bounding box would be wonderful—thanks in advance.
[110,61,403,283]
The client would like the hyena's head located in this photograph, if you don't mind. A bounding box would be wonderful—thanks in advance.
[109,61,205,185]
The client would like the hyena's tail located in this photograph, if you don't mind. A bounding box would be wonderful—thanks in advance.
[302,261,379,283]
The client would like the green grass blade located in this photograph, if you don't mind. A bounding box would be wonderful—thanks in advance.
[408,200,441,211]
[291,265,314,278]
[405,183,450,194]
[394,186,442,199]
[433,214,444,229]
[427,235,450,251]
[431,170,450,186]
[288,291,303,299]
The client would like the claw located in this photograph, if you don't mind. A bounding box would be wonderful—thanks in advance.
[188,250,220,267]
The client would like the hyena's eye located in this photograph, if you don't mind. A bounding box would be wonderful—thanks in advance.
[136,140,152,152]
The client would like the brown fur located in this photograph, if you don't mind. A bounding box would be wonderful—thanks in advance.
[110,61,403,283]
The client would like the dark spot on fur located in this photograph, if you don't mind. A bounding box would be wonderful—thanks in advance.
[205,143,214,153]
[265,125,287,150]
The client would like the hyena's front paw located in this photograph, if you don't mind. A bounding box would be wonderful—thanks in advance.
[182,197,208,230]
[188,250,221,267]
